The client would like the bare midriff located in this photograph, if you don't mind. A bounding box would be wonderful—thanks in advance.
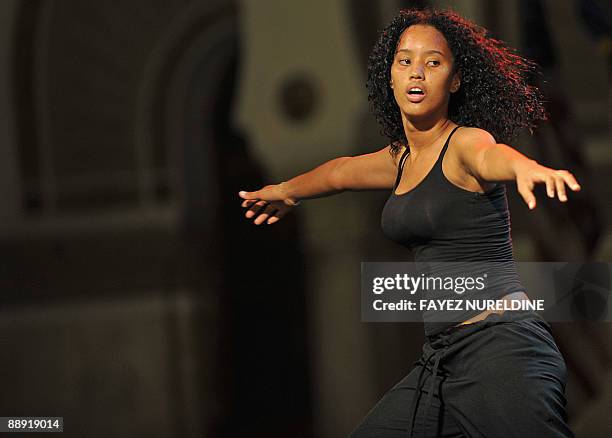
[454,291,531,326]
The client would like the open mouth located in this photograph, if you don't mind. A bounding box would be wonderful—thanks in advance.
[406,87,426,103]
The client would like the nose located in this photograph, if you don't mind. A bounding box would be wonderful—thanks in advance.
[410,65,424,80]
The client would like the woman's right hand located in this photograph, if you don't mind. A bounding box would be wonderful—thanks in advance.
[238,183,299,225]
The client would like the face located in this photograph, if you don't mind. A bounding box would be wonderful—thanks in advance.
[390,24,460,122]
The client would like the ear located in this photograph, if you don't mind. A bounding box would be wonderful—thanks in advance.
[450,71,461,93]
[389,79,394,89]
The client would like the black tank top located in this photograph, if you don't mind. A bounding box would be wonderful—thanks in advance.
[380,126,525,335]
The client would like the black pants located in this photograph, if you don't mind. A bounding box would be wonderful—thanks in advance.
[349,310,574,437]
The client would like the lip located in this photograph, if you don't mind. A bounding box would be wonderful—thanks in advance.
[407,92,426,103]
[406,85,426,103]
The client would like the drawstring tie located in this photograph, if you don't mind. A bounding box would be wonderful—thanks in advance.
[407,344,450,438]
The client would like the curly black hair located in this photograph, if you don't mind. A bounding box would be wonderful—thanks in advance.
[366,8,547,157]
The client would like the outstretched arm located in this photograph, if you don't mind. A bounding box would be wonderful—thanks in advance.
[455,128,581,210]
[238,145,400,225]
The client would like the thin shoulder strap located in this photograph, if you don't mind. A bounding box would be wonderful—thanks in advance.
[438,125,462,161]
[393,145,411,189]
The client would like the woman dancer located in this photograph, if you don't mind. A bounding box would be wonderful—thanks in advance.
[238,8,578,437]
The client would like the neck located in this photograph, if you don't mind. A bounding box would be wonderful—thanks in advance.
[402,117,454,155]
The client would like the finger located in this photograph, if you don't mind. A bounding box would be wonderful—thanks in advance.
[555,176,567,202]
[545,175,555,198]
[246,201,267,218]
[559,171,581,192]
[241,199,258,208]
[267,209,288,225]
[254,205,278,225]
[245,200,268,218]
[238,190,260,200]
[518,184,536,210]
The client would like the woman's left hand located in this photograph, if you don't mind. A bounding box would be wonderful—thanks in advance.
[514,160,581,210]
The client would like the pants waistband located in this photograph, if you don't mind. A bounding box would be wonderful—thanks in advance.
[427,309,548,347]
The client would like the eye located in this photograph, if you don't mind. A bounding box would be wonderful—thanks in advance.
[398,58,411,65]
[427,60,440,67]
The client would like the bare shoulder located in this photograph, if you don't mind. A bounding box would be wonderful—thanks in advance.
[445,126,497,191]
[448,126,496,168]
[453,126,496,150]
[369,143,405,168]
[364,143,402,165]
[332,143,402,191]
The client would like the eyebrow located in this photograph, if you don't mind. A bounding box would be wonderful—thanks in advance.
[395,49,444,55]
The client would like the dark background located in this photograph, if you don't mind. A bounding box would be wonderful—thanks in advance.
[0,0,610,437]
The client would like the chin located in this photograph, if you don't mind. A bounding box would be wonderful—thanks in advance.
[402,106,434,120]
[402,102,446,121]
